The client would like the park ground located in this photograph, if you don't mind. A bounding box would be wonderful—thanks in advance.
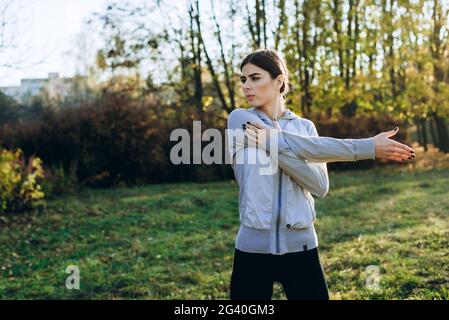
[0,165,448,299]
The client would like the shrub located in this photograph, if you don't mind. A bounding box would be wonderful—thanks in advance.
[0,148,45,214]
[41,161,80,199]
[0,92,229,187]
[405,142,449,171]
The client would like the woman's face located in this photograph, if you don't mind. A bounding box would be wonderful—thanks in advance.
[240,63,282,107]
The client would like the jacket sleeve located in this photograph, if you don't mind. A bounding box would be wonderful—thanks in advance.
[226,108,292,187]
[281,122,376,162]
[226,108,292,160]
[276,122,329,198]
[226,108,261,187]
[228,108,376,163]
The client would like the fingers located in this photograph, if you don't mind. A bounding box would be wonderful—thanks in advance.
[385,145,415,161]
[386,150,415,162]
[243,128,256,145]
[391,140,415,154]
[245,123,259,131]
[245,123,266,137]
[388,146,411,159]
[384,126,399,138]
[386,154,411,162]
[244,125,259,145]
[246,133,258,147]
[245,121,267,130]
[244,124,259,141]
[244,126,257,139]
[244,122,270,149]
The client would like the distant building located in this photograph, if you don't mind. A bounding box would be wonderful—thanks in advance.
[0,73,77,104]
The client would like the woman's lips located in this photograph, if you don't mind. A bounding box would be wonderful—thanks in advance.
[247,95,255,100]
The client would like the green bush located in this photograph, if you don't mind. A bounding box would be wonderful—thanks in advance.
[41,161,80,199]
[0,91,228,187]
[0,148,45,213]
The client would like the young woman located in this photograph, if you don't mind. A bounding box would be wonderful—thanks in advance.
[226,49,415,300]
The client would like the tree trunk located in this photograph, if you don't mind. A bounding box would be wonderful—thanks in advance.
[420,118,428,151]
[188,1,203,120]
[432,112,449,152]
[429,117,438,147]
[416,119,423,148]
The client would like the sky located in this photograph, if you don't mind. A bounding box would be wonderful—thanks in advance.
[0,0,281,88]
[0,0,107,87]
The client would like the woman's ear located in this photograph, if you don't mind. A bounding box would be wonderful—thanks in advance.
[276,74,284,90]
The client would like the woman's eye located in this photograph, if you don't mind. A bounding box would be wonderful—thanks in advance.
[240,77,259,83]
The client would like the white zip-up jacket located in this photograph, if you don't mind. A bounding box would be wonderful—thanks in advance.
[226,107,376,254]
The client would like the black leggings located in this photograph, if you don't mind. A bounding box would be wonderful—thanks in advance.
[230,247,329,300]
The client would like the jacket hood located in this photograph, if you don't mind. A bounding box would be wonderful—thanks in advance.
[281,108,299,120]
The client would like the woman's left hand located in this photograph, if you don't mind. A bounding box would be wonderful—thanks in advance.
[244,121,277,150]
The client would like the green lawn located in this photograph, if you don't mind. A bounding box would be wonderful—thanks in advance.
[1,166,448,299]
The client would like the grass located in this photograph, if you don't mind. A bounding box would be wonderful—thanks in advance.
[0,166,448,299]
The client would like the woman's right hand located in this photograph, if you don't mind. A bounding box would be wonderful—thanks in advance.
[373,127,415,162]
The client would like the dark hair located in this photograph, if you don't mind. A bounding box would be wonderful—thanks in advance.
[240,48,290,99]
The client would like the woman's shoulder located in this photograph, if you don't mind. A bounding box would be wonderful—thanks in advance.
[227,107,261,127]
[300,117,316,129]
[228,107,253,118]
[288,113,316,135]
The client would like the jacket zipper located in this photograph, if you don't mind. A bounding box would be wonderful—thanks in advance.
[275,117,284,255]
[276,168,282,254]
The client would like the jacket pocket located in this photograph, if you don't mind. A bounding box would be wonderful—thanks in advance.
[286,178,315,229]
[241,148,274,230]
[304,190,316,223]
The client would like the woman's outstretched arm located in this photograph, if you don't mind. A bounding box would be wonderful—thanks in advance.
[280,129,375,162]
[235,108,414,163]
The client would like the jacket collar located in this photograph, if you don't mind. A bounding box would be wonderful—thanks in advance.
[250,106,299,122]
